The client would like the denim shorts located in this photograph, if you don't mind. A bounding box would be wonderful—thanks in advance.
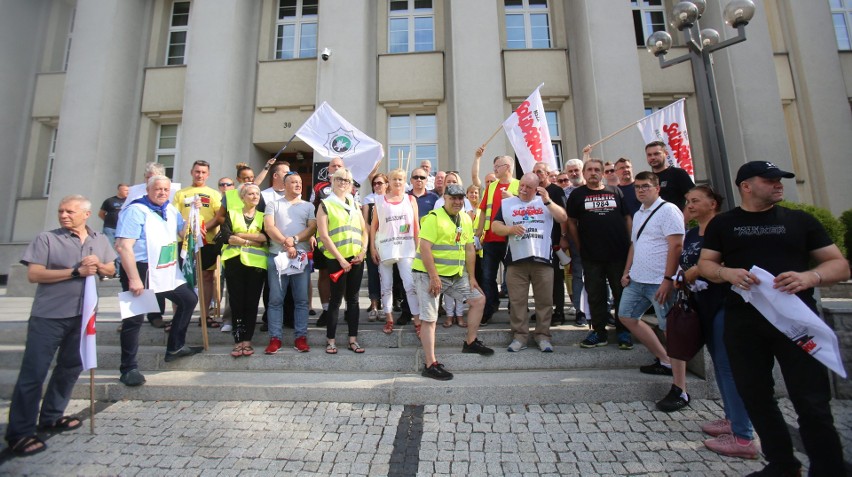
[618,281,676,330]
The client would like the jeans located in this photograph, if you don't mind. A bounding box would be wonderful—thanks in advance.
[366,256,381,301]
[326,258,364,339]
[481,241,508,321]
[618,281,675,330]
[120,262,198,373]
[266,254,310,340]
[5,316,82,442]
[725,305,844,474]
[102,227,120,276]
[583,258,627,335]
[706,308,753,440]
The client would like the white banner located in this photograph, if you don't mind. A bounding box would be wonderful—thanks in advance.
[80,275,98,371]
[636,99,694,180]
[296,102,384,186]
[502,84,555,174]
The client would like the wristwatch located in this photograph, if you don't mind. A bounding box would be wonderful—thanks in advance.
[292,236,299,246]
[543,201,552,206]
[71,267,80,278]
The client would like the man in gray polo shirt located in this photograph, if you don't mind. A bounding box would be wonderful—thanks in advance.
[5,195,116,456]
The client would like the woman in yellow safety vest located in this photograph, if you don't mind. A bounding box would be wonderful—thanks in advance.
[220,183,268,358]
[316,168,369,355]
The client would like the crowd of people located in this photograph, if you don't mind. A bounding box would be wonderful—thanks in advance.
[6,141,849,477]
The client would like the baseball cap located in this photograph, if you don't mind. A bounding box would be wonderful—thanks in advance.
[735,161,795,186]
[444,184,466,197]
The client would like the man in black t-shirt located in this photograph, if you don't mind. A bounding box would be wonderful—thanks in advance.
[99,183,129,278]
[645,141,693,210]
[698,161,849,477]
[566,159,632,350]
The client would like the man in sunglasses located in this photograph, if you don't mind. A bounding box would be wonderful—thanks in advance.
[409,168,439,219]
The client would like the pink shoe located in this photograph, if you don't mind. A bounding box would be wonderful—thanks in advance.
[701,418,731,437]
[703,434,760,459]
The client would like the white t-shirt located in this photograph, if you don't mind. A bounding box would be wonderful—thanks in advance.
[374,195,417,261]
[629,197,684,284]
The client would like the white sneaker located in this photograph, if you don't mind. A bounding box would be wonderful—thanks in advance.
[538,340,553,353]
[220,323,232,332]
[507,340,527,352]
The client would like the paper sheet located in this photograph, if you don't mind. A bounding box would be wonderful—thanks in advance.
[118,290,160,319]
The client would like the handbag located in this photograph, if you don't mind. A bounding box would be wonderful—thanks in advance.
[665,283,704,361]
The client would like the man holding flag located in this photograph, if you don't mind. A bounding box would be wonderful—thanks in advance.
[5,195,115,456]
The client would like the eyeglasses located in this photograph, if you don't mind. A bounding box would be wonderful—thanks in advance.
[372,181,386,186]
[494,163,510,171]
[634,184,655,191]
[605,169,615,174]
[411,175,427,180]
[334,178,352,184]
[218,182,234,187]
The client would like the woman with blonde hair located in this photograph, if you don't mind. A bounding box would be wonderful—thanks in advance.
[317,168,369,354]
[370,168,421,335]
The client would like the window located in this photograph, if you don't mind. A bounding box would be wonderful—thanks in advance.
[276,0,318,59]
[631,0,666,47]
[504,0,551,49]
[545,111,562,169]
[388,0,434,53]
[388,114,437,172]
[63,8,75,71]
[44,129,58,197]
[831,0,852,50]
[156,124,180,179]
[166,1,190,65]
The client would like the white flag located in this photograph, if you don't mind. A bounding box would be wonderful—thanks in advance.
[502,84,555,174]
[296,102,384,186]
[734,266,846,378]
[80,275,98,371]
[636,99,695,180]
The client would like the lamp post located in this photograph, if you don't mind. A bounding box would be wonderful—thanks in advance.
[646,0,756,210]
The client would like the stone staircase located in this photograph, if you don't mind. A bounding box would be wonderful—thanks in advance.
[0,282,721,405]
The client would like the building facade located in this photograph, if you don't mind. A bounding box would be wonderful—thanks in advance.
[1,0,851,275]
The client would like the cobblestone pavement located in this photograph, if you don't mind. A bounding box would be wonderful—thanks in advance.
[0,398,850,476]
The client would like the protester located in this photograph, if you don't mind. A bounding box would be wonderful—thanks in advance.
[435,172,473,327]
[362,173,388,320]
[98,183,129,278]
[312,157,345,327]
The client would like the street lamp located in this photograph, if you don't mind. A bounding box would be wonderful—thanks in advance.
[646,0,756,210]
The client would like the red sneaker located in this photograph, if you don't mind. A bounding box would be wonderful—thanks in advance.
[265,337,282,355]
[294,336,310,353]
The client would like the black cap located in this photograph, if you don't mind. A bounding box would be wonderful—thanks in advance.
[735,161,795,186]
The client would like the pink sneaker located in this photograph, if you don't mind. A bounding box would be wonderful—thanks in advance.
[701,418,731,437]
[294,336,310,353]
[704,434,760,459]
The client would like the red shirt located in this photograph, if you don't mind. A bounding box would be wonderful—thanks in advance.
[479,182,510,243]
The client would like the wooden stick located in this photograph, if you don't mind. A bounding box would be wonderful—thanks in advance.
[89,369,95,434]
[213,256,221,319]
[482,124,504,148]
[196,250,209,351]
[405,150,411,175]
[588,116,647,150]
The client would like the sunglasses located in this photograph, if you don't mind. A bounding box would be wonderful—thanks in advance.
[218,182,234,187]
[605,169,615,174]
[411,175,427,180]
[557,178,570,183]
[372,181,387,186]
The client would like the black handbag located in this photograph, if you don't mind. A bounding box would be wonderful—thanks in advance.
[666,285,704,361]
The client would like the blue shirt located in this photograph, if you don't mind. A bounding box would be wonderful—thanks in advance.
[409,190,439,220]
[116,203,184,262]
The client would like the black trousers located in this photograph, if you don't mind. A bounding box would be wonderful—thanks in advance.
[326,258,364,339]
[224,257,266,343]
[583,258,627,336]
[724,305,844,475]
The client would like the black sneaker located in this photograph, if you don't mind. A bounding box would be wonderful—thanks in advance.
[259,322,268,332]
[551,312,565,326]
[640,358,673,375]
[462,339,495,356]
[119,369,146,387]
[580,330,608,348]
[574,311,588,327]
[422,362,453,381]
[164,345,203,362]
[316,310,329,327]
[617,331,634,350]
[656,384,690,412]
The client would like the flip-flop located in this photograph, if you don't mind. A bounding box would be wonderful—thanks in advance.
[442,317,453,328]
[383,321,394,334]
[457,317,468,328]
[325,343,338,354]
[38,416,82,432]
[231,344,244,358]
[241,345,254,356]
[9,435,46,456]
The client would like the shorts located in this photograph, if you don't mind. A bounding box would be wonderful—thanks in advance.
[414,271,482,322]
[313,250,328,270]
[618,281,676,330]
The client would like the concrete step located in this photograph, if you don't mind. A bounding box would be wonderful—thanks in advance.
[820,281,852,299]
[0,368,713,405]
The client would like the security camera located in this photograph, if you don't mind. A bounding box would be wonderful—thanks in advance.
[321,48,331,61]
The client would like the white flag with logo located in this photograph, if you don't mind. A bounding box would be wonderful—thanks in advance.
[636,99,694,180]
[80,275,98,371]
[502,84,555,174]
[295,102,384,186]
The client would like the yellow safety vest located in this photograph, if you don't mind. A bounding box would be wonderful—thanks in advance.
[413,207,472,277]
[322,197,363,259]
[482,178,520,232]
[221,210,267,269]
[224,188,243,211]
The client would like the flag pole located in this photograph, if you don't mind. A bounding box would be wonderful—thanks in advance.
[588,117,648,149]
[271,134,298,161]
[214,256,221,319]
[405,150,411,175]
[481,124,504,148]
[196,251,209,351]
[89,369,95,433]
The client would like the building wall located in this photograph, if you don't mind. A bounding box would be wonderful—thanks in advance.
[2,0,851,258]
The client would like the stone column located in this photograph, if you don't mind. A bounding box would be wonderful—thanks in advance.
[46,0,151,230]
[564,1,647,162]
[179,0,261,182]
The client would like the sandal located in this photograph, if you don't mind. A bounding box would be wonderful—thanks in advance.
[383,321,394,334]
[457,316,467,328]
[8,435,46,456]
[348,341,365,353]
[442,316,454,328]
[415,323,422,339]
[241,345,254,356]
[325,343,338,354]
[231,344,244,358]
[38,415,82,432]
